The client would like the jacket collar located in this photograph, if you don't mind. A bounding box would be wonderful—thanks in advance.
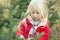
[27,15,48,26]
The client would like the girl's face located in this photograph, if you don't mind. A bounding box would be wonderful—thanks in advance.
[30,9,41,20]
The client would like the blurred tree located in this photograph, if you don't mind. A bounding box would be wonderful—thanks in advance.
[48,0,59,40]
[48,0,59,27]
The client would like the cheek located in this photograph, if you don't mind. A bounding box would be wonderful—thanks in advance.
[37,15,41,18]
[37,15,40,17]
[30,14,34,18]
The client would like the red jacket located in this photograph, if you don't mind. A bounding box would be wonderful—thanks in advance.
[16,18,50,40]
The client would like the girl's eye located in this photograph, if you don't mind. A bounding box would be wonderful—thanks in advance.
[32,12,34,14]
[36,12,39,14]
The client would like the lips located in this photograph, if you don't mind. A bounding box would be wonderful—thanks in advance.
[33,18,38,21]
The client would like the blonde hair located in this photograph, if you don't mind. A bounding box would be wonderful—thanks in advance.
[26,0,48,20]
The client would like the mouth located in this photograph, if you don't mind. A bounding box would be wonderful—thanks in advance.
[32,18,40,21]
[33,18,38,21]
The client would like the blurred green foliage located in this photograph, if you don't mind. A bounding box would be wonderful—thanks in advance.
[48,0,59,27]
[0,0,59,40]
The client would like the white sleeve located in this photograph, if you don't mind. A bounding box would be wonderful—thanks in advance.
[20,35,24,38]
[27,38,31,40]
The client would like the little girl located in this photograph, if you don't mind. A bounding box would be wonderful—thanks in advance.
[16,0,50,40]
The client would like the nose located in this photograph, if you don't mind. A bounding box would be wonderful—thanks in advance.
[34,13,37,16]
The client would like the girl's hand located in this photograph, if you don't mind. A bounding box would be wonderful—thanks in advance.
[31,37,35,40]
[23,38,28,40]
[28,37,35,40]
